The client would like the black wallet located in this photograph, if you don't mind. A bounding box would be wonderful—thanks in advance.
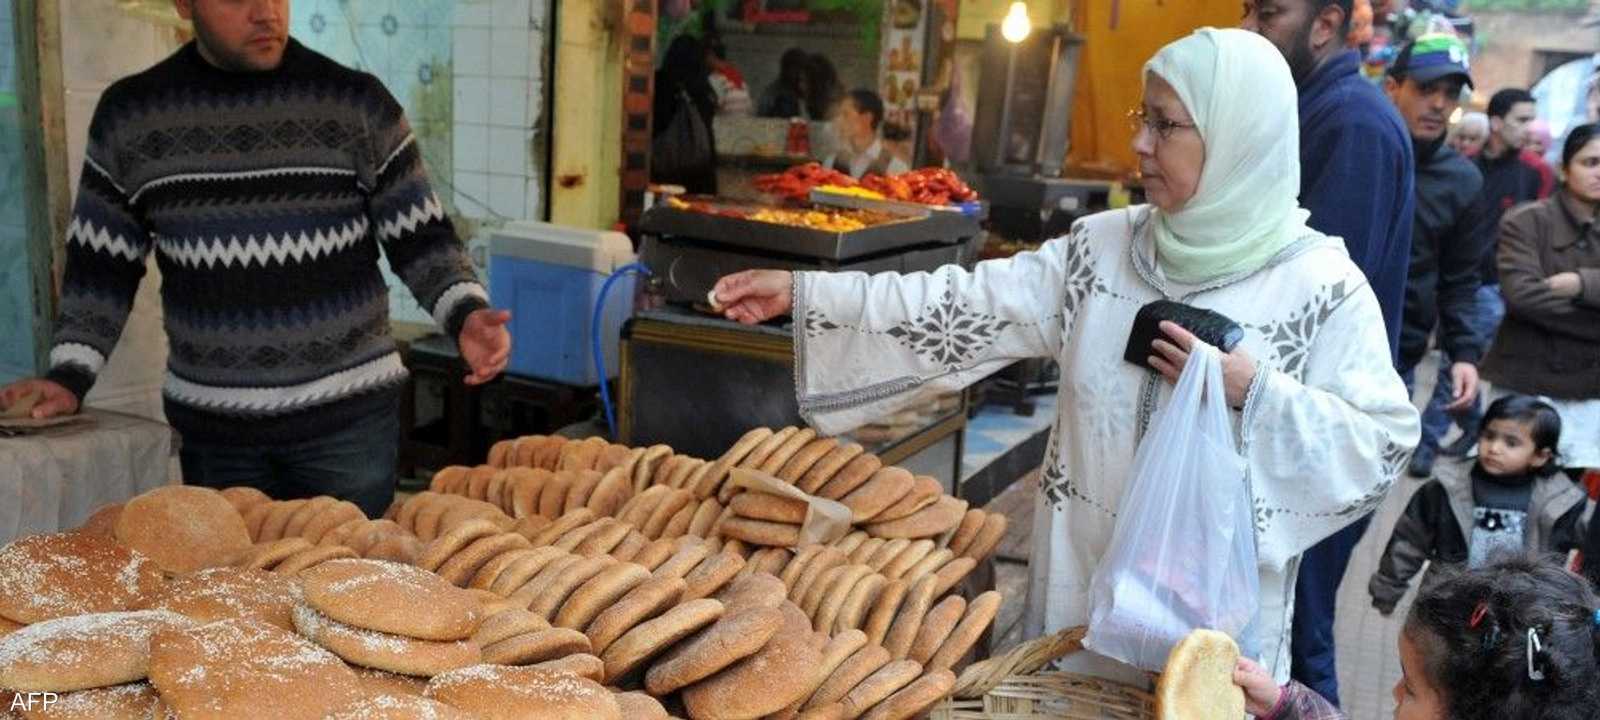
[1122,300,1245,371]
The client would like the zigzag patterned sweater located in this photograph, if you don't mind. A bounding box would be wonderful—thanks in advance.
[47,39,488,444]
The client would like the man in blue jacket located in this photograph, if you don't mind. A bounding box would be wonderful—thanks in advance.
[1242,0,1415,706]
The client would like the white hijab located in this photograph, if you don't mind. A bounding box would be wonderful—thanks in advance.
[1144,28,1321,284]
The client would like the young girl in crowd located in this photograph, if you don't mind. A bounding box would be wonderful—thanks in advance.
[1369,395,1591,616]
[1236,558,1600,719]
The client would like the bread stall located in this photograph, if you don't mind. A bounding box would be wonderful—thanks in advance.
[0,430,1020,719]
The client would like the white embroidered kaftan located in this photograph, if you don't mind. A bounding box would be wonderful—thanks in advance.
[792,206,1420,683]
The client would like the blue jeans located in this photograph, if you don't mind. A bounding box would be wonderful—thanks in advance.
[179,399,400,518]
[1417,284,1505,452]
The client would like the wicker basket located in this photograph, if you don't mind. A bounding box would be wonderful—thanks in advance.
[928,627,1155,720]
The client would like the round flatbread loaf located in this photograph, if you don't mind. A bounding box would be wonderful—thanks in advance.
[797,443,864,495]
[758,428,817,475]
[874,476,942,523]
[834,574,887,634]
[840,467,916,523]
[529,556,615,622]
[739,427,799,471]
[600,598,723,683]
[908,595,966,666]
[944,509,986,557]
[585,467,633,518]
[882,539,936,581]
[584,575,686,656]
[143,567,299,631]
[480,627,590,666]
[696,428,774,499]
[115,486,252,574]
[0,532,162,624]
[553,562,650,630]
[932,557,978,598]
[630,538,677,572]
[719,517,802,547]
[777,437,839,483]
[861,579,910,647]
[0,610,193,692]
[680,614,824,720]
[426,665,620,720]
[470,547,540,591]
[882,574,939,660]
[242,537,314,571]
[816,454,883,500]
[1155,629,1246,720]
[489,547,568,597]
[859,667,955,720]
[643,605,781,695]
[683,552,746,602]
[927,590,1001,672]
[905,548,954,582]
[839,660,922,719]
[150,617,358,719]
[472,608,551,647]
[962,513,1009,563]
[293,604,480,677]
[437,533,532,588]
[300,559,482,642]
[325,692,472,720]
[865,496,967,540]
[300,501,366,546]
[804,644,891,710]
[652,542,713,581]
[418,519,502,573]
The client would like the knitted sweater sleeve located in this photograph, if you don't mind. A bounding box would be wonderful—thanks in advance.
[361,79,488,341]
[44,89,153,402]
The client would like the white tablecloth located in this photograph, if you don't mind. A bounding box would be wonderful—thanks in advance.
[0,409,173,544]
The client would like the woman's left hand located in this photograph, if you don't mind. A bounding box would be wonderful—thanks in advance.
[1150,320,1257,409]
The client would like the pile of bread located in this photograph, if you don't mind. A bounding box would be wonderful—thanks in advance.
[0,428,1009,719]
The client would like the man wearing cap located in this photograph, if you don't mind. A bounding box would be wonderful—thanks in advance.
[1384,34,1489,475]
[1241,0,1415,705]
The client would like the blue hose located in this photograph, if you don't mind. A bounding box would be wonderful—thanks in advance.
[593,262,652,439]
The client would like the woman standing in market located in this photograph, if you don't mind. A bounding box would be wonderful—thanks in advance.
[652,36,720,195]
[1479,123,1600,581]
[711,27,1418,684]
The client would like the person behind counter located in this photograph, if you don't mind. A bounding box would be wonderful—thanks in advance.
[758,48,810,119]
[712,28,1417,685]
[823,89,911,179]
[652,35,719,195]
[0,0,510,518]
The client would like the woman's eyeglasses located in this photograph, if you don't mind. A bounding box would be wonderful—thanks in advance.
[1128,108,1197,141]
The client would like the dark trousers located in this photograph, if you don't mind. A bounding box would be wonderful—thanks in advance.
[178,400,399,518]
[1289,513,1372,707]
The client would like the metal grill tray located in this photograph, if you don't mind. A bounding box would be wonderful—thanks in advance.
[637,204,979,262]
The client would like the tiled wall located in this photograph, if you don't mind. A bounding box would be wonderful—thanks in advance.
[292,0,549,325]
[0,0,36,382]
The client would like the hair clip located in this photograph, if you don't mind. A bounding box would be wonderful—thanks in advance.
[1470,601,1489,629]
[1527,627,1547,682]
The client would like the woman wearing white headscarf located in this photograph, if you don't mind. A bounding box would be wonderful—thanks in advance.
[713,28,1418,682]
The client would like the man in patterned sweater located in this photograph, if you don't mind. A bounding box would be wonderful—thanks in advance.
[0,0,510,517]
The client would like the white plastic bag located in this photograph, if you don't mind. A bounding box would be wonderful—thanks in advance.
[1083,343,1260,671]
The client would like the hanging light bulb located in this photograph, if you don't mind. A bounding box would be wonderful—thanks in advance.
[1001,0,1031,43]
